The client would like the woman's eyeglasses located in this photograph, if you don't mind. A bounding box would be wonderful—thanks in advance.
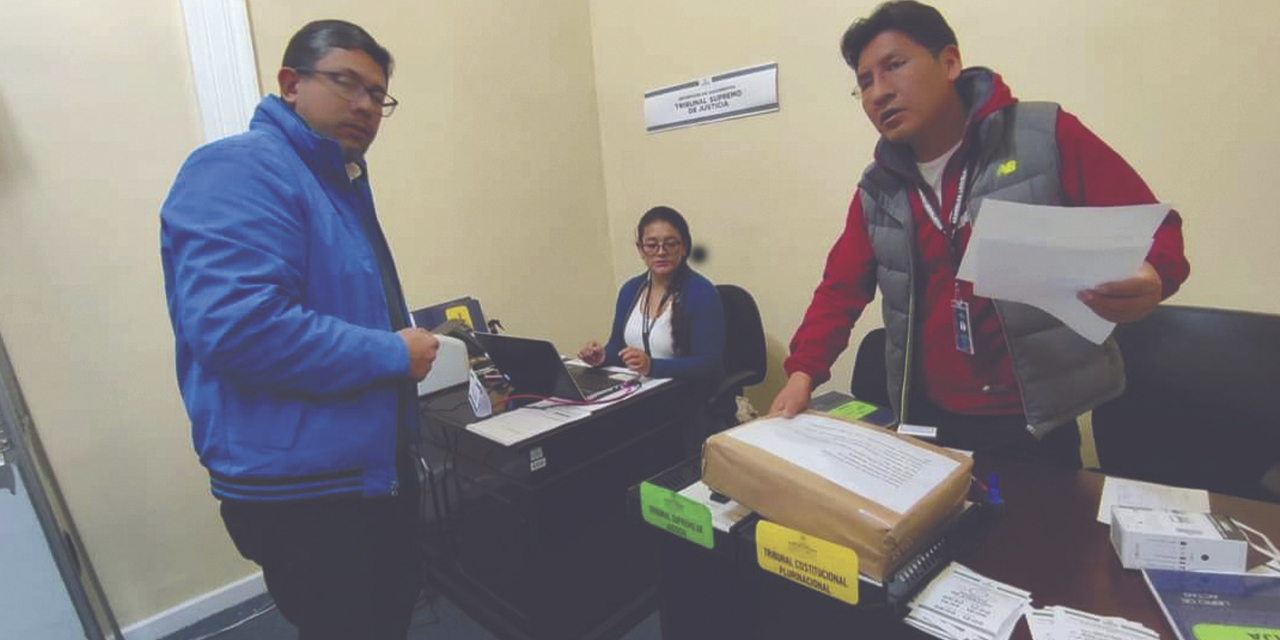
[639,239,683,255]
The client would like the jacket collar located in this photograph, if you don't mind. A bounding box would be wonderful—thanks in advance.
[250,95,368,184]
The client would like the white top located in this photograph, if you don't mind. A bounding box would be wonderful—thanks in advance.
[915,138,963,203]
[623,296,675,359]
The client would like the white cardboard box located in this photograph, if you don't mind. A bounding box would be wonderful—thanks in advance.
[1110,506,1248,572]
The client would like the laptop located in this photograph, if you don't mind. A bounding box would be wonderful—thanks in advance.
[474,333,629,401]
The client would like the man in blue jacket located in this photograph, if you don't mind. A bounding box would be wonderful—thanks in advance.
[161,20,437,639]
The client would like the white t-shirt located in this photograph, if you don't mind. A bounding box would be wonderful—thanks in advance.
[915,138,963,203]
[622,298,676,359]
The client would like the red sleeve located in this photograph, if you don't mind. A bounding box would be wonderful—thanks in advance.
[783,193,878,385]
[1056,110,1190,299]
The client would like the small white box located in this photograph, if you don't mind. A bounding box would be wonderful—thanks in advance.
[417,335,470,396]
[1110,506,1248,572]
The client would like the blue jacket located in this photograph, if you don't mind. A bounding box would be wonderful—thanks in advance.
[161,96,412,501]
[603,269,725,380]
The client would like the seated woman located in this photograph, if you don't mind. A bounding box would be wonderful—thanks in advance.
[579,206,724,384]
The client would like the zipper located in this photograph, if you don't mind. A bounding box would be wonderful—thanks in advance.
[898,196,917,427]
[990,301,1034,433]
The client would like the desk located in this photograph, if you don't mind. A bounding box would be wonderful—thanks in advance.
[418,380,699,640]
[639,457,1280,640]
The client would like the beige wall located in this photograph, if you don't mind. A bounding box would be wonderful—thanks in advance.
[0,0,250,626]
[589,0,1280,408]
[2,0,1277,629]
[248,1,616,347]
[0,0,613,628]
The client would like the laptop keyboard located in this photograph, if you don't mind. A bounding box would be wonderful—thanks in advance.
[568,366,625,396]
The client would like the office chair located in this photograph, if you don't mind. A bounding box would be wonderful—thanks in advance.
[708,284,767,428]
[1092,305,1280,504]
[849,327,892,408]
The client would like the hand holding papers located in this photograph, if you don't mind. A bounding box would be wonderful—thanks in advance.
[956,200,1169,343]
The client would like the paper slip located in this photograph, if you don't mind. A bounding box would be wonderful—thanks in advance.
[727,414,960,514]
[465,403,591,446]
[1025,605,1159,640]
[957,200,1169,344]
[905,563,1031,640]
[677,481,753,532]
[1096,477,1210,524]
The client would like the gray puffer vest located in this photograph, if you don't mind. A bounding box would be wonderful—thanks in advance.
[860,92,1124,437]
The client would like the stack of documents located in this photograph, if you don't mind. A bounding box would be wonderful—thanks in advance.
[1024,605,1159,640]
[905,563,1031,640]
[702,413,972,581]
[957,200,1169,344]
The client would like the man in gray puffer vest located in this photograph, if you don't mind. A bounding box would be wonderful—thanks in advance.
[770,1,1190,468]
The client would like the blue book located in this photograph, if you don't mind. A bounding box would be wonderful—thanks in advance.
[1143,569,1280,640]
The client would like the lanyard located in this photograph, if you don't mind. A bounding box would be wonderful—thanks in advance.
[640,278,673,357]
[917,166,970,239]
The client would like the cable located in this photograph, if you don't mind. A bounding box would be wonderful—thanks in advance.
[500,378,644,408]
[184,602,278,640]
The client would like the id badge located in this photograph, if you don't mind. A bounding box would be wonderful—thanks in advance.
[952,299,975,355]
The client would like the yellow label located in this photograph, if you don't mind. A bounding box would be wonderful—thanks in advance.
[445,305,475,329]
[1193,624,1280,640]
[755,520,859,605]
[996,159,1018,177]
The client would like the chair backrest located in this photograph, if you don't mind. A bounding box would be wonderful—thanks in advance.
[1093,305,1280,502]
[850,327,891,408]
[716,284,766,389]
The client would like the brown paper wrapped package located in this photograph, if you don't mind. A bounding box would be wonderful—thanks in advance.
[701,412,973,582]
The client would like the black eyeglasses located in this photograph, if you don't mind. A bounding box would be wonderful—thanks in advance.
[295,68,399,117]
[639,239,683,255]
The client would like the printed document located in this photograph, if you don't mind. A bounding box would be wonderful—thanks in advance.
[466,402,591,446]
[1096,476,1210,524]
[1025,605,1159,640]
[905,563,1031,640]
[956,200,1169,344]
[727,414,960,515]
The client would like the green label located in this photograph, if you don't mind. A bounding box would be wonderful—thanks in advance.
[640,482,714,550]
[828,399,880,420]
[1193,624,1280,640]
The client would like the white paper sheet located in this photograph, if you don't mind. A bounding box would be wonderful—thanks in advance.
[465,403,592,446]
[905,563,1031,640]
[677,481,753,532]
[465,364,671,446]
[1026,609,1056,640]
[957,200,1170,344]
[1026,605,1160,640]
[727,414,961,515]
[1096,476,1211,524]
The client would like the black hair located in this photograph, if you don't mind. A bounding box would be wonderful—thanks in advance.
[636,206,693,265]
[282,20,394,81]
[636,206,694,356]
[839,1,958,70]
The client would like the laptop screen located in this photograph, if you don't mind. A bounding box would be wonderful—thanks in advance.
[474,333,584,401]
